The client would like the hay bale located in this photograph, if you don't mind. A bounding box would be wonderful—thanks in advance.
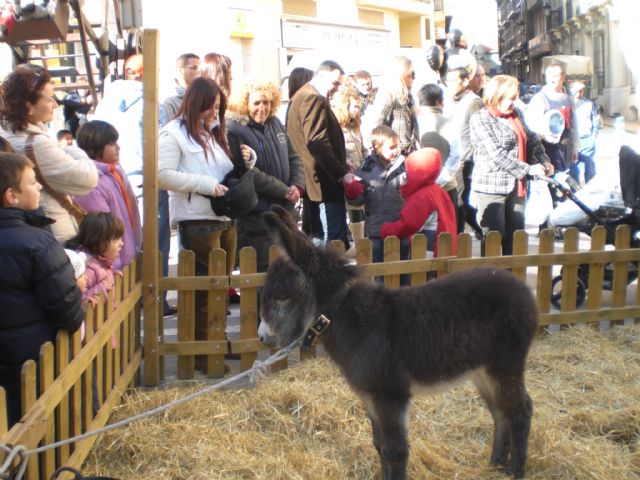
[83,325,640,479]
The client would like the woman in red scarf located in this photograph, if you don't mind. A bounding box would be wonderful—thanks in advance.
[469,75,554,255]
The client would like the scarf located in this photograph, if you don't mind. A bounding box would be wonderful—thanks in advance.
[488,107,528,197]
[108,163,136,228]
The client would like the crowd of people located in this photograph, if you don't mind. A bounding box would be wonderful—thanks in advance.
[0,36,600,425]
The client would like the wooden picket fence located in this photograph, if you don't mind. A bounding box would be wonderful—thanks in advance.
[0,260,142,480]
[2,225,639,477]
[148,225,640,383]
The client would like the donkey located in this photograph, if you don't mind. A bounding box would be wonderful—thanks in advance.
[258,206,538,480]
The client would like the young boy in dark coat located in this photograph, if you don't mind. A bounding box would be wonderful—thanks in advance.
[0,152,84,427]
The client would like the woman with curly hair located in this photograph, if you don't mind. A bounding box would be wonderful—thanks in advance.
[331,80,368,249]
[226,80,305,272]
[0,65,98,243]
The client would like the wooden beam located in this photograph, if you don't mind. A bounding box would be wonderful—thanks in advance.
[142,29,160,386]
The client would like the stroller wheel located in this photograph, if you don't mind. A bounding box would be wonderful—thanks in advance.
[551,275,586,309]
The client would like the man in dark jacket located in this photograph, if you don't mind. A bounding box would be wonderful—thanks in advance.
[0,153,84,427]
[287,60,351,250]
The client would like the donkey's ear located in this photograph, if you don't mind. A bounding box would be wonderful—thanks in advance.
[270,204,300,231]
[262,207,315,267]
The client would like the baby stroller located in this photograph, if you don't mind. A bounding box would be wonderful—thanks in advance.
[538,145,640,308]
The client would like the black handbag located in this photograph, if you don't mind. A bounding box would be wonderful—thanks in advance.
[206,169,258,219]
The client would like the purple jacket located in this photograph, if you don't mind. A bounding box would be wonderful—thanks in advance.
[74,161,142,270]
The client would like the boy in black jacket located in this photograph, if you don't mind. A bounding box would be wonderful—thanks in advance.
[0,152,84,427]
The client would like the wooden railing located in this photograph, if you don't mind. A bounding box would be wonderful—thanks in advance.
[146,225,640,383]
[2,225,637,477]
[0,260,142,480]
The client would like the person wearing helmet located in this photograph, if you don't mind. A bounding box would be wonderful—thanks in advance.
[525,63,578,174]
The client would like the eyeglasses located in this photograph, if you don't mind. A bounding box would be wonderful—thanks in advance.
[182,65,199,71]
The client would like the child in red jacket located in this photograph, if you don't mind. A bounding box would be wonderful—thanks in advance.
[379,147,457,256]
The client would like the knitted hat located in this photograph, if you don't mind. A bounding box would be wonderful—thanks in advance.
[64,249,86,279]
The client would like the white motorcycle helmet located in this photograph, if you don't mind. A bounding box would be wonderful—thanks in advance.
[539,109,565,144]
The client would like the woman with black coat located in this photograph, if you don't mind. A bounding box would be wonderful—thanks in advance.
[226,80,305,272]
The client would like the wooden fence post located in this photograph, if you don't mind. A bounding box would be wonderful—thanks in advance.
[410,234,427,286]
[142,29,161,386]
[511,231,529,282]
[177,250,196,379]
[55,332,70,464]
[559,228,580,315]
[612,225,631,326]
[39,342,55,479]
[207,249,227,378]
[586,226,606,315]
[21,360,37,479]
[239,247,260,372]
[536,229,555,331]
[383,236,401,288]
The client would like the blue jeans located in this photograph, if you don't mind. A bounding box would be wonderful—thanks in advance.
[321,201,349,250]
[569,151,596,184]
[158,190,171,310]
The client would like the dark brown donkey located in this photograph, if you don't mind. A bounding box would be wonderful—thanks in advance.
[258,206,538,480]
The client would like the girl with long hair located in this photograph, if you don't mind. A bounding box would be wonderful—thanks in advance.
[158,76,255,371]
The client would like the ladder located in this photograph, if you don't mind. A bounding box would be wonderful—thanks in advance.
[1,0,141,109]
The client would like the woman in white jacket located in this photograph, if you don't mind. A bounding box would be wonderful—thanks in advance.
[0,66,98,243]
[159,77,254,367]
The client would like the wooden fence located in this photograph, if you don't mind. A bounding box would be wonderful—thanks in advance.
[147,225,640,383]
[1,225,638,477]
[0,260,142,480]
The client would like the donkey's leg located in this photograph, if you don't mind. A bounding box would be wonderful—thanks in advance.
[505,387,532,479]
[361,394,384,459]
[472,370,510,469]
[494,375,533,479]
[366,393,410,480]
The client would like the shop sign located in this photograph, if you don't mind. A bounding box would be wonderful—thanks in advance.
[281,19,389,49]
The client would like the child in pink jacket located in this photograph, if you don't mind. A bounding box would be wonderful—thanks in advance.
[66,212,124,346]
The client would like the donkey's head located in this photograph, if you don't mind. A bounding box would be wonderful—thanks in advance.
[258,206,356,348]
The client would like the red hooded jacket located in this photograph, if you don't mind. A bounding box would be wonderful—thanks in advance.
[379,148,457,255]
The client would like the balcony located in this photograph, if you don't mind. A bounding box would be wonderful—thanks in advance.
[528,31,553,58]
[355,0,432,15]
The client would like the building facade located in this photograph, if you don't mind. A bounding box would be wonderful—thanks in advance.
[141,0,437,96]
[498,0,638,120]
